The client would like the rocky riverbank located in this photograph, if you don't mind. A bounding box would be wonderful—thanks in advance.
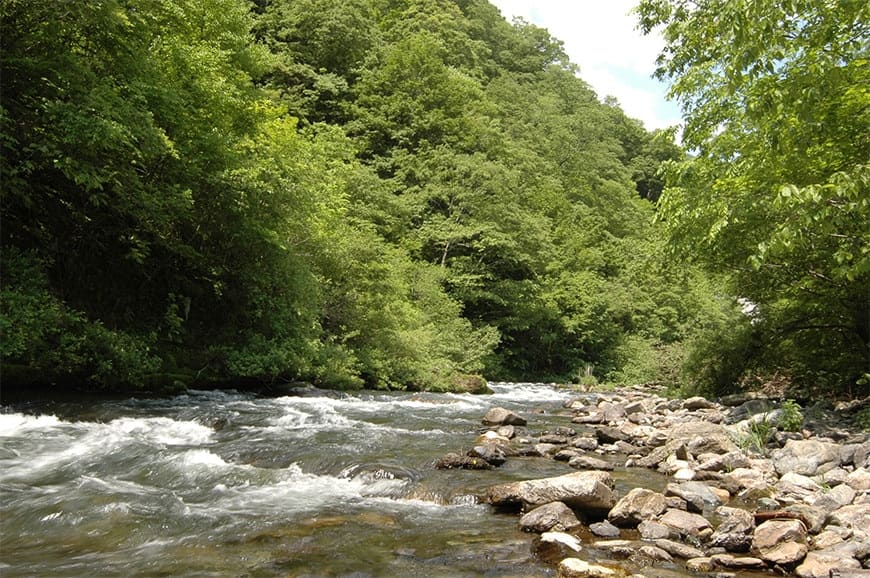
[439,386,870,577]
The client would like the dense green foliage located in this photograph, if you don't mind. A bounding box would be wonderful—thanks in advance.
[638,0,869,396]
[0,0,743,393]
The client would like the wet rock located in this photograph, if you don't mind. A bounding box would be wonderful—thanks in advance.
[496,425,516,439]
[570,437,599,451]
[468,445,507,466]
[638,520,673,540]
[589,520,621,538]
[685,557,715,572]
[795,549,863,578]
[638,544,674,562]
[569,455,613,471]
[710,553,766,570]
[520,501,582,533]
[653,538,705,560]
[608,488,667,527]
[554,449,582,462]
[710,506,755,553]
[435,452,493,470]
[752,519,808,565]
[539,434,569,444]
[659,508,713,538]
[486,470,615,512]
[557,558,626,578]
[534,443,560,456]
[828,503,870,530]
[772,438,842,476]
[534,531,582,564]
[482,407,527,426]
[665,482,723,513]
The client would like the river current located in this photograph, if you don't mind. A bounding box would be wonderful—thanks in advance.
[2,383,606,577]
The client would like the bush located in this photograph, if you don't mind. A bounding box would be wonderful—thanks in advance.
[777,399,804,432]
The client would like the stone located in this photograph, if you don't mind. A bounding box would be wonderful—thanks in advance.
[555,449,582,462]
[772,439,842,476]
[653,538,705,560]
[486,470,615,512]
[752,519,808,565]
[846,467,870,491]
[841,442,870,468]
[710,506,755,553]
[795,549,862,578]
[496,425,516,439]
[435,452,493,470]
[777,472,823,499]
[710,554,766,569]
[668,420,740,455]
[520,501,583,533]
[673,468,695,481]
[638,520,672,540]
[811,483,856,512]
[589,520,621,538]
[697,451,752,473]
[828,503,870,530]
[811,530,845,550]
[557,558,626,578]
[534,531,582,564]
[665,481,723,513]
[683,396,717,410]
[638,545,673,562]
[482,407,527,426]
[660,508,713,538]
[468,444,507,466]
[540,434,569,444]
[593,540,636,558]
[685,557,715,572]
[569,455,614,471]
[608,488,667,527]
[596,426,630,444]
[570,437,599,451]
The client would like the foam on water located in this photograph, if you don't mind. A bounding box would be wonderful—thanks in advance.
[0,413,64,435]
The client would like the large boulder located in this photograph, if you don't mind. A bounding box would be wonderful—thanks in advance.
[668,420,739,455]
[482,407,526,426]
[795,549,862,578]
[486,470,615,512]
[607,488,667,527]
[752,519,808,565]
[771,439,842,476]
[520,501,582,533]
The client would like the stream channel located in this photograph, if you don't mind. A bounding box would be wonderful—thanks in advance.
[2,382,726,577]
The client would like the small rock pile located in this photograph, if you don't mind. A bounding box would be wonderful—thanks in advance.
[439,388,870,577]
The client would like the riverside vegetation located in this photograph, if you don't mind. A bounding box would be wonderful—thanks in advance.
[1,0,867,398]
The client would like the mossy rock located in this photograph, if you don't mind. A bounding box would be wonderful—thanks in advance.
[450,374,492,394]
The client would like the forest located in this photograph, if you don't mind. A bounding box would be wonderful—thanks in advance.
[1,0,867,398]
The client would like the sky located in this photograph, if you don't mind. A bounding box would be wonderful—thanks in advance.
[488,0,683,131]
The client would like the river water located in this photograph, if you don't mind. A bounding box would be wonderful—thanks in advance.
[1,383,686,577]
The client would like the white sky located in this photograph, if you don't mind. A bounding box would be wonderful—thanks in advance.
[489,0,682,131]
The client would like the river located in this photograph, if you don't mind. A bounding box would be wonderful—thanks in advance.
[1,383,698,577]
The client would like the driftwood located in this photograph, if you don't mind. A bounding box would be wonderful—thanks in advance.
[753,510,811,529]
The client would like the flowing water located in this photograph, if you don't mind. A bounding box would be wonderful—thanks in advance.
[0,383,710,577]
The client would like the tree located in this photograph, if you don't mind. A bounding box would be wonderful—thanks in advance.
[637,0,870,393]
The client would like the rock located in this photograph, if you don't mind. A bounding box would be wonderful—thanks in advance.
[846,467,870,491]
[659,509,713,537]
[539,434,569,444]
[634,441,688,469]
[520,501,583,533]
[841,442,870,468]
[752,519,808,565]
[468,444,507,466]
[653,538,705,560]
[710,506,755,553]
[596,426,630,444]
[772,439,842,476]
[569,455,614,471]
[795,549,862,578]
[496,425,516,439]
[697,451,751,473]
[435,452,493,470]
[573,412,605,425]
[710,553,766,569]
[482,407,527,426]
[593,540,636,558]
[668,421,739,455]
[555,449,582,462]
[659,508,713,538]
[533,531,582,563]
[777,471,824,499]
[638,520,673,540]
[828,503,870,530]
[589,520,621,538]
[674,468,695,481]
[685,557,715,572]
[608,488,667,527]
[557,558,626,578]
[638,544,673,562]
[683,396,717,410]
[570,437,599,451]
[811,530,845,550]
[810,483,856,512]
[822,467,850,487]
[665,482,723,513]
[486,470,615,512]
